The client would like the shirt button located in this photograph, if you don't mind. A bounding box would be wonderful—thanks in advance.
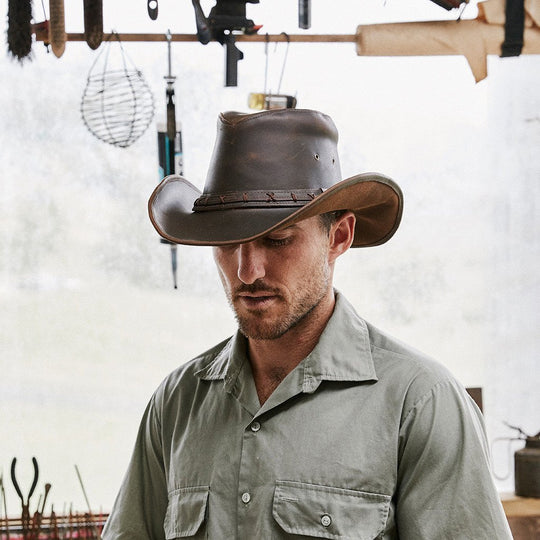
[250,421,261,432]
[241,492,251,504]
[321,514,332,527]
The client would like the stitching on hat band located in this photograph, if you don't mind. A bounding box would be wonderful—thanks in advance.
[193,188,325,212]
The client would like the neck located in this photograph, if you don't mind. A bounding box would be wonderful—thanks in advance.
[248,288,336,404]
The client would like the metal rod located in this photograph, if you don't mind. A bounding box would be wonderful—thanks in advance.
[33,31,357,43]
[166,29,173,78]
[0,474,10,539]
[74,465,101,540]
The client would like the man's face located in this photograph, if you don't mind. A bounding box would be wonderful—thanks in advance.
[213,216,334,341]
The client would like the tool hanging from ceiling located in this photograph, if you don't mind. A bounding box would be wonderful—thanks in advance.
[80,32,155,148]
[191,0,262,86]
[156,30,183,289]
[248,32,297,110]
[49,0,67,58]
[83,0,104,50]
[148,0,159,20]
[7,0,33,61]
[188,0,316,86]
[298,0,311,29]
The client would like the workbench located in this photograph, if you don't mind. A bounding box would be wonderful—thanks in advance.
[501,493,540,539]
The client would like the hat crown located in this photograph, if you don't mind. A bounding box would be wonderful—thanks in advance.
[203,109,342,196]
[148,108,403,248]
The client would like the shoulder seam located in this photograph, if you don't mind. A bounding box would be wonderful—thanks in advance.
[401,378,456,426]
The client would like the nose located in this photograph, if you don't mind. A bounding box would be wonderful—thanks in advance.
[237,242,266,284]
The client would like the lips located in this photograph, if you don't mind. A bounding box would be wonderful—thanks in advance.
[231,280,282,309]
[236,293,278,309]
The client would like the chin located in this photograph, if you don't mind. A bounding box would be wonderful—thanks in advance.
[237,318,289,341]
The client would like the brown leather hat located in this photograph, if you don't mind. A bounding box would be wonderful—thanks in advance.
[148,108,403,247]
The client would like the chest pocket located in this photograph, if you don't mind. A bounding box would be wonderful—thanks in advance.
[272,481,391,540]
[164,485,209,539]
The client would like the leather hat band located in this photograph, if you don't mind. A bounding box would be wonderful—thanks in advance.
[193,188,325,212]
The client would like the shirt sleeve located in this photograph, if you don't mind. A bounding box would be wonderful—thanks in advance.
[395,379,513,540]
[102,394,168,540]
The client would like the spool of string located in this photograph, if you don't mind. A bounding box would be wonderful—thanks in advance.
[84,0,103,50]
[80,32,155,148]
[7,0,33,61]
[49,0,66,58]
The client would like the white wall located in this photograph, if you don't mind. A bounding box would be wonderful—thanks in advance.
[1,0,538,515]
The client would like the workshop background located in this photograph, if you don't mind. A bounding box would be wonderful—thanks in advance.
[1,0,539,518]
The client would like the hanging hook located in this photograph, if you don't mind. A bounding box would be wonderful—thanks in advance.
[264,33,270,95]
[277,32,290,94]
[165,29,175,82]
[456,1,469,21]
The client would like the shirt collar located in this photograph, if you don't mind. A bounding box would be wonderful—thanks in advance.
[300,291,377,388]
[195,332,247,385]
[195,291,378,391]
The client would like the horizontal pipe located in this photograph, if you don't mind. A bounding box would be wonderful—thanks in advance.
[32,31,357,43]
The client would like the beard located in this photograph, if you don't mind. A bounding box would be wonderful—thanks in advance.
[223,255,331,341]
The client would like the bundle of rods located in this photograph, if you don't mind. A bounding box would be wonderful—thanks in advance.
[0,509,107,539]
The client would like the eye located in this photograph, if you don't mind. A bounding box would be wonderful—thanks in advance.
[264,235,292,247]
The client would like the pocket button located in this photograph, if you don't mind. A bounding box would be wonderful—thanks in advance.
[321,514,332,527]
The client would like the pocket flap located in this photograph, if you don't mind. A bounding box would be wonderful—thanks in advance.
[273,481,390,540]
[164,485,209,539]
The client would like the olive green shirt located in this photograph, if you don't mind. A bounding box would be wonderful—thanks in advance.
[103,293,512,539]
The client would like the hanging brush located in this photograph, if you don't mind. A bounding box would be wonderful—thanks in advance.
[7,0,33,61]
[49,0,66,58]
[84,0,103,50]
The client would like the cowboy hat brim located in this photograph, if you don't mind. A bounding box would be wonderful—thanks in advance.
[148,172,403,247]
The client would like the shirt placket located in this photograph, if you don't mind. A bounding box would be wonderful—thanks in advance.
[234,366,307,538]
[236,416,262,538]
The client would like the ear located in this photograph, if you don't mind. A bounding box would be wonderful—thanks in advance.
[328,211,356,263]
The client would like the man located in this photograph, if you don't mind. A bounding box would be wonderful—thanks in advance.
[103,109,512,539]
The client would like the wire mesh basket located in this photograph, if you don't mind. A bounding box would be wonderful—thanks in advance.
[81,33,155,148]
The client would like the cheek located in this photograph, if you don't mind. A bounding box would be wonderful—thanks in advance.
[213,250,236,286]
[275,248,319,283]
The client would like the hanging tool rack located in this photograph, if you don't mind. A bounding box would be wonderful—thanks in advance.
[31,29,357,86]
